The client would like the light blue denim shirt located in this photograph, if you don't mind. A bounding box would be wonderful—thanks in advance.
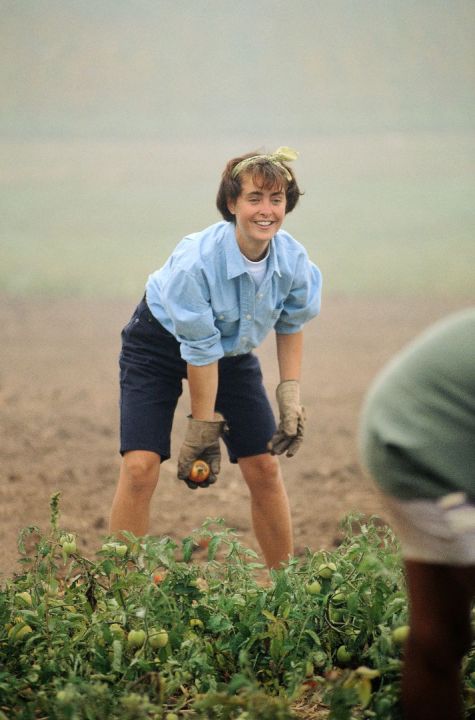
[146,221,322,365]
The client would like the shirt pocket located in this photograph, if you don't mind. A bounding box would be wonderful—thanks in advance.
[214,305,240,337]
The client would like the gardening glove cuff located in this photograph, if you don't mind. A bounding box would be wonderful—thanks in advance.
[269,380,306,458]
[177,414,227,489]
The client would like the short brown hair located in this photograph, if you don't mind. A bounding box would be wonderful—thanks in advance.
[216,151,303,222]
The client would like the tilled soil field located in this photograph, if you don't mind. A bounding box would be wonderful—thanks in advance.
[0,293,468,578]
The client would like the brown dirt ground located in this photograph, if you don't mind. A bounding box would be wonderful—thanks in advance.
[0,294,470,580]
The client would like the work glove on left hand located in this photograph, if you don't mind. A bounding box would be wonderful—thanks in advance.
[268,380,306,458]
[177,414,227,489]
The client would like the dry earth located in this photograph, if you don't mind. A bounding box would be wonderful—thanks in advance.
[0,293,469,579]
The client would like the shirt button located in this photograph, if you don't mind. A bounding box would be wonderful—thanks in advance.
[245,314,252,320]
[242,336,247,342]
[219,314,224,320]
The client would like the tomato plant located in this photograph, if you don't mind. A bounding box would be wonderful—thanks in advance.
[0,495,473,719]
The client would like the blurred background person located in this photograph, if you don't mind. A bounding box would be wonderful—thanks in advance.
[359,308,475,720]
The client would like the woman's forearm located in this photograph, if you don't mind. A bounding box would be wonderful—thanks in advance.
[275,331,303,381]
[187,361,219,420]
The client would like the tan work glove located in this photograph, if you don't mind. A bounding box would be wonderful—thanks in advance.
[177,414,227,489]
[268,380,306,457]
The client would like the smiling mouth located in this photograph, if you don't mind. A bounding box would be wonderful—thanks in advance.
[255,220,273,227]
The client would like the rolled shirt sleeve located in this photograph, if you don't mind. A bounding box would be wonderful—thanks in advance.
[160,269,224,365]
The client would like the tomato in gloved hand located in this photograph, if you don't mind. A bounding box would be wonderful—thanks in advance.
[189,460,210,483]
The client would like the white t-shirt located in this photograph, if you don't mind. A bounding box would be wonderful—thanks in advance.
[241,248,269,289]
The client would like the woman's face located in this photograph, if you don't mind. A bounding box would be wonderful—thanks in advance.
[227,173,287,260]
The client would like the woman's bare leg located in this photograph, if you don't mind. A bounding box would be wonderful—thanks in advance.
[109,450,161,536]
[238,453,293,569]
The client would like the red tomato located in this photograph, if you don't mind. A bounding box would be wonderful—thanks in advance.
[189,460,210,483]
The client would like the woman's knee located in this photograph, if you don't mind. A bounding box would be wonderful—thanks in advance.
[239,453,282,491]
[122,451,160,494]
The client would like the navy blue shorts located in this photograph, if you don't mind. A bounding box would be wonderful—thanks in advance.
[119,298,277,463]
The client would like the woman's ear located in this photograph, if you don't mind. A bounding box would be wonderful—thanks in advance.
[227,198,236,216]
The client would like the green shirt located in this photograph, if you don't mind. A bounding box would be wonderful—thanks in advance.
[360,308,475,501]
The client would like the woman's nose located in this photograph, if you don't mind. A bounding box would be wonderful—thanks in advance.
[259,199,273,215]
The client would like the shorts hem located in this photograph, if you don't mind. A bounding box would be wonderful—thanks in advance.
[227,447,273,464]
[383,493,475,566]
[119,447,171,463]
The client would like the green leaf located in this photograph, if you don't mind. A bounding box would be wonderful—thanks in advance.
[182,537,194,563]
[17,525,41,555]
[355,677,372,707]
[227,673,253,693]
[207,535,221,561]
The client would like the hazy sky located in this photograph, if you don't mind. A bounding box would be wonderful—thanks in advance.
[2,0,474,140]
[2,1,474,298]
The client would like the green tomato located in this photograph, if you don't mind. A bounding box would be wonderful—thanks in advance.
[148,628,168,648]
[375,697,393,713]
[165,714,179,720]
[189,618,204,628]
[15,591,33,607]
[8,623,33,642]
[336,644,352,664]
[329,607,344,623]
[60,534,77,555]
[110,623,125,639]
[102,541,128,557]
[56,688,76,704]
[305,580,322,595]
[392,625,410,645]
[331,591,347,606]
[127,629,146,649]
[317,562,337,579]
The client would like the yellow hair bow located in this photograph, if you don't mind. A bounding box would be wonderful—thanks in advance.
[231,146,299,181]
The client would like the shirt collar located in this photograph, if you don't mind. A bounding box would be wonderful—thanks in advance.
[223,222,282,279]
